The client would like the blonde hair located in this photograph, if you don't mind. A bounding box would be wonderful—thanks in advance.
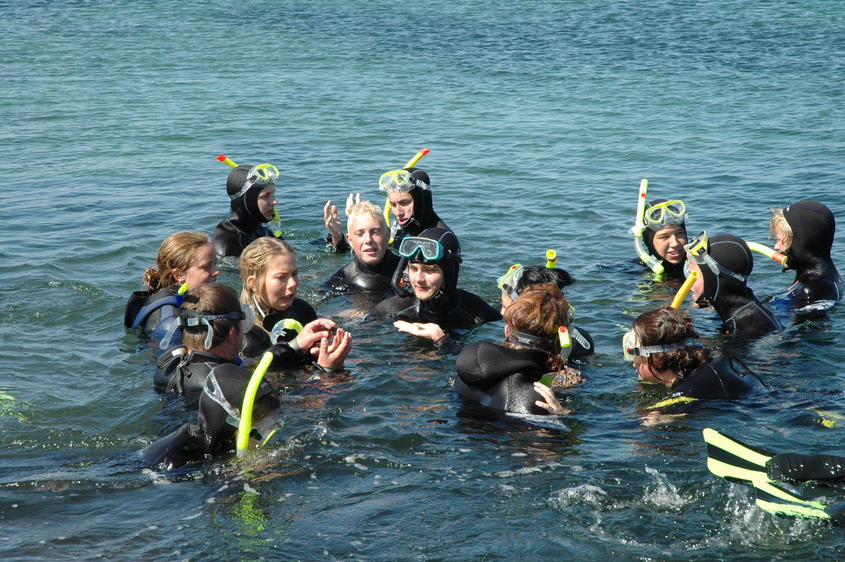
[769,208,793,249]
[239,237,296,321]
[346,200,387,231]
[143,232,211,292]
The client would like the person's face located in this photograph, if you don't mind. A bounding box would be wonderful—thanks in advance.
[634,355,664,384]
[253,254,298,311]
[177,244,219,289]
[408,262,444,301]
[687,260,705,307]
[388,191,414,226]
[257,184,277,222]
[346,214,387,265]
[500,291,514,316]
[773,225,789,253]
[652,225,687,264]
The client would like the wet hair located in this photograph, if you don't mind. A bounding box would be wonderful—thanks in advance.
[769,208,793,249]
[631,305,711,379]
[515,266,574,294]
[503,283,570,371]
[347,200,388,231]
[143,232,212,292]
[181,283,242,351]
[239,237,297,322]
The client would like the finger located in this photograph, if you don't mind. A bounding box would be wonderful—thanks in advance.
[324,200,332,216]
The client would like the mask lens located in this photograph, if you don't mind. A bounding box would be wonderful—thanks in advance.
[247,164,279,188]
[398,237,442,261]
[645,200,686,229]
[378,170,412,192]
[240,304,255,334]
[622,329,638,362]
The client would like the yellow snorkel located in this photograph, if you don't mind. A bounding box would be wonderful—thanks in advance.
[670,270,699,309]
[236,351,274,458]
[746,241,788,266]
[383,148,431,227]
[545,249,557,269]
[632,179,665,276]
[217,154,283,238]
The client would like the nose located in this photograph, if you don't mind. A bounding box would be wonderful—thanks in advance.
[289,274,299,291]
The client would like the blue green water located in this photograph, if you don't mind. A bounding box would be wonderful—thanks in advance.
[2,0,845,558]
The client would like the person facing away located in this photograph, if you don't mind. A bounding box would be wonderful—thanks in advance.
[686,232,782,339]
[154,282,252,397]
[455,283,579,416]
[124,231,219,348]
[770,200,842,307]
[213,162,281,258]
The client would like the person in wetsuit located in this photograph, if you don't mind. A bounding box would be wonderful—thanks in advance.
[154,283,253,398]
[139,362,281,470]
[497,264,594,359]
[213,162,281,258]
[454,283,580,415]
[770,200,842,306]
[376,167,455,253]
[638,199,689,280]
[624,305,757,411]
[124,231,219,348]
[368,227,501,346]
[239,237,351,369]
[323,200,400,295]
[686,232,782,339]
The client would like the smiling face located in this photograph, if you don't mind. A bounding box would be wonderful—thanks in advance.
[252,254,298,311]
[176,244,219,289]
[408,262,444,301]
[256,184,277,222]
[388,191,414,226]
[347,213,387,266]
[651,224,687,264]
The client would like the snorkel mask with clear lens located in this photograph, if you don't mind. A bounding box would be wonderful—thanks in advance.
[205,371,283,449]
[622,329,691,362]
[229,163,280,200]
[497,264,524,301]
[179,304,255,349]
[644,200,686,231]
[378,169,430,193]
[397,236,457,263]
[684,231,748,284]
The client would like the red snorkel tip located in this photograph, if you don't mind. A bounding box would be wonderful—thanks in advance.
[216,154,227,162]
[420,148,430,155]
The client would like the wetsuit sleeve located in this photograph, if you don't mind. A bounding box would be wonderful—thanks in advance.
[767,453,845,482]
[139,423,206,470]
[326,233,351,253]
[242,325,272,358]
[213,220,242,258]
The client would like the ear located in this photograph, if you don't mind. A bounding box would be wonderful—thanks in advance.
[246,274,257,293]
[504,324,510,339]
[174,270,186,284]
[346,231,352,244]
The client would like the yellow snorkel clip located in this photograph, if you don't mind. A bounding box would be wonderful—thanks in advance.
[632,179,665,277]
[383,148,431,239]
[217,154,283,238]
[746,241,788,267]
[236,351,274,458]
[545,249,557,269]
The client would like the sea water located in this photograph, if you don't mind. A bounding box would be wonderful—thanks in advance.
[2,0,845,558]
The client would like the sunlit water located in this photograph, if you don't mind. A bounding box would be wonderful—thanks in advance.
[2,1,845,558]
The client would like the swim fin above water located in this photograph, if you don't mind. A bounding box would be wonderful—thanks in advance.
[752,479,845,525]
[703,428,774,484]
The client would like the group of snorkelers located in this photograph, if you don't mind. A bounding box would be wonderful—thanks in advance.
[125,151,843,521]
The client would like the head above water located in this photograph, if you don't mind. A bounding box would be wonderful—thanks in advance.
[143,231,218,292]
[180,282,245,353]
[240,237,298,319]
[771,200,836,266]
[685,232,753,306]
[346,200,388,266]
[499,265,574,310]
[384,168,431,228]
[503,283,571,371]
[629,305,710,382]
[399,227,461,298]
[226,164,278,223]
[643,199,688,265]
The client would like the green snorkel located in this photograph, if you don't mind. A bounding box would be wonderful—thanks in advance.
[217,154,283,239]
[631,179,665,276]
[236,351,275,457]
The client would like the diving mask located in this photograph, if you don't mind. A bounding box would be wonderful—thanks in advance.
[684,231,748,284]
[644,200,686,231]
[180,304,256,349]
[622,329,691,362]
[269,317,304,344]
[497,264,524,301]
[398,236,456,263]
[229,163,280,200]
[378,169,430,192]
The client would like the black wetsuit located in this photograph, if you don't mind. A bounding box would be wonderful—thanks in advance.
[213,164,280,258]
[369,289,501,329]
[242,298,318,360]
[154,348,239,397]
[324,252,401,294]
[568,326,594,360]
[698,234,782,339]
[454,342,556,415]
[648,356,755,412]
[124,284,182,347]
[781,200,843,306]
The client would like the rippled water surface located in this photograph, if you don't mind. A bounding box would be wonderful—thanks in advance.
[3,1,845,559]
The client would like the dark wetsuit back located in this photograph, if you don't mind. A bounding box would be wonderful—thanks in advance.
[324,252,400,294]
[454,341,553,415]
[781,200,843,306]
[154,348,239,397]
[649,356,755,412]
[370,289,501,329]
